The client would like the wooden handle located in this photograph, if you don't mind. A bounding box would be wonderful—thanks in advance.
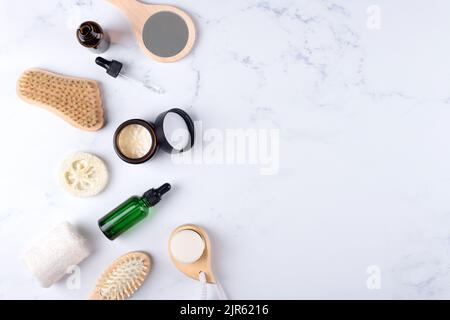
[106,0,159,30]
[88,291,103,300]
[106,0,153,15]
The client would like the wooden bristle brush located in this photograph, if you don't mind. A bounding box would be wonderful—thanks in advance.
[89,252,151,300]
[17,69,104,131]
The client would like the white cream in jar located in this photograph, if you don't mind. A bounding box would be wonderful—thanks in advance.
[117,124,153,159]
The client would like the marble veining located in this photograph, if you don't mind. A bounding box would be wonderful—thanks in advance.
[1,0,450,299]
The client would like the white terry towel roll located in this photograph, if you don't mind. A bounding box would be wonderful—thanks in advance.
[23,222,90,288]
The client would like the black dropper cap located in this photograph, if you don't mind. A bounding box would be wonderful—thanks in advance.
[95,56,123,78]
[143,183,171,206]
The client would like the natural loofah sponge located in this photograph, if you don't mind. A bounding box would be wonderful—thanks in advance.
[17,68,104,131]
[23,222,90,288]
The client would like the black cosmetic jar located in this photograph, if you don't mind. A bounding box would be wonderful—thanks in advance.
[113,108,195,164]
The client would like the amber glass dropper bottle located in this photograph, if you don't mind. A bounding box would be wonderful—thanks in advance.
[98,183,171,240]
[76,21,110,53]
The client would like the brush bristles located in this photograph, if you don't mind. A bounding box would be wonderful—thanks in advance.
[17,69,104,131]
[92,252,151,300]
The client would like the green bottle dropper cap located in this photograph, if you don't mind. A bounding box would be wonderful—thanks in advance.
[143,183,171,206]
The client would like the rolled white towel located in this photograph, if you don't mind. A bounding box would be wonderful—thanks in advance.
[23,222,90,288]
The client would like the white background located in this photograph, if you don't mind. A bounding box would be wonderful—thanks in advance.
[1,0,450,299]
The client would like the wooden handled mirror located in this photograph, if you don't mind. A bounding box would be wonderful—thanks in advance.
[107,0,196,62]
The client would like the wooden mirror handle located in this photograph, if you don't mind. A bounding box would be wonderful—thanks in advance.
[106,0,157,19]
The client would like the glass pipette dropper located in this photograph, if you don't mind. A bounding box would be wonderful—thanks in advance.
[95,56,164,94]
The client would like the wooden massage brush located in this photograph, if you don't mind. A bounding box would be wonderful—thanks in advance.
[17,69,104,131]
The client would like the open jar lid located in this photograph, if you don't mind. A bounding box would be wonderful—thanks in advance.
[113,108,195,164]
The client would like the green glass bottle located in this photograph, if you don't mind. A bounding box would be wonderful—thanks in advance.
[98,183,171,240]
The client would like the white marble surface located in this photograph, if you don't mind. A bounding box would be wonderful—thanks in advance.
[1,0,450,300]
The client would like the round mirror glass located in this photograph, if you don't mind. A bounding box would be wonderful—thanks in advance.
[142,11,189,58]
